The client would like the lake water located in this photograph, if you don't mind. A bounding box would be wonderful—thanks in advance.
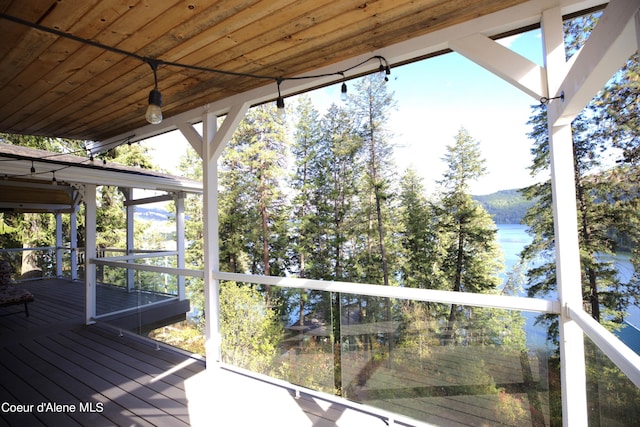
[496,224,639,329]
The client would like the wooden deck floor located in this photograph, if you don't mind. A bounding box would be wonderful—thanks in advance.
[0,279,400,427]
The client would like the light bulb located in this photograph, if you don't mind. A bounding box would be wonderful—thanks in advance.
[146,89,163,124]
[340,82,348,102]
[276,96,285,118]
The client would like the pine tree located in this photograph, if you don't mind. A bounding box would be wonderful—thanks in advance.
[398,168,443,289]
[349,74,397,287]
[319,103,364,394]
[289,95,323,280]
[220,105,289,277]
[288,95,323,342]
[436,127,503,342]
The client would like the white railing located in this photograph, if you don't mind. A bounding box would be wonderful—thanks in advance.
[211,271,640,425]
[89,253,204,322]
[567,304,640,388]
[93,251,203,279]
[213,271,561,314]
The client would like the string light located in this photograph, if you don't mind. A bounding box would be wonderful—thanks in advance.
[51,171,57,185]
[276,78,286,118]
[30,161,36,176]
[0,13,391,123]
[340,73,348,102]
[145,60,163,125]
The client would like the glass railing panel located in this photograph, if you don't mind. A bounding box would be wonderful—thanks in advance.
[96,261,179,316]
[584,332,640,426]
[214,279,561,426]
[340,297,559,426]
[1,248,57,280]
[147,276,205,355]
[218,281,335,394]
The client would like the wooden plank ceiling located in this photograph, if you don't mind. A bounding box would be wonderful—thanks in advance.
[0,0,527,143]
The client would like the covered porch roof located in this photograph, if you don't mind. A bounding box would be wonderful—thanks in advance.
[0,143,202,213]
[0,0,620,151]
[1,0,542,143]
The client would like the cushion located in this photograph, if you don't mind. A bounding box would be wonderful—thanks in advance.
[0,285,34,305]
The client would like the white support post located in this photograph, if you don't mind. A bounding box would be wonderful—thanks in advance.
[542,8,587,426]
[176,192,186,300]
[70,209,78,281]
[202,102,251,364]
[55,212,63,278]
[124,188,135,292]
[84,184,97,325]
[202,111,220,362]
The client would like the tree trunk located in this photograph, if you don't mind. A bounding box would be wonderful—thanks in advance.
[446,226,465,343]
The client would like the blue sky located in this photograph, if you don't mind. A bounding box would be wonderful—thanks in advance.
[146,29,546,195]
[310,29,546,195]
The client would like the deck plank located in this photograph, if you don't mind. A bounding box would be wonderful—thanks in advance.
[0,278,428,426]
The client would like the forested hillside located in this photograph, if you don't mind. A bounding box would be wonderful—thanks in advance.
[473,189,535,224]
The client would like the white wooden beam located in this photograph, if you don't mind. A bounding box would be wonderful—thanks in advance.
[178,122,203,159]
[209,102,251,162]
[568,304,640,388]
[123,188,135,292]
[0,159,202,194]
[214,272,560,314]
[449,33,547,100]
[552,0,639,125]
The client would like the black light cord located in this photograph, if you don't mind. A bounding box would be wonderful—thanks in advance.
[1,12,392,156]
[0,12,390,87]
[540,91,565,105]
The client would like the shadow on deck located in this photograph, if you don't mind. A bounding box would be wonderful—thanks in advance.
[0,279,397,426]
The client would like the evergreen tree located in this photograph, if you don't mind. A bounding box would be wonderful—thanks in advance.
[220,105,289,277]
[436,127,503,342]
[315,103,362,281]
[289,95,323,280]
[288,95,323,342]
[177,147,205,323]
[349,74,397,287]
[398,168,443,289]
[288,100,363,394]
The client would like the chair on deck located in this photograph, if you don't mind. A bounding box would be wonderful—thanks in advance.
[0,259,34,317]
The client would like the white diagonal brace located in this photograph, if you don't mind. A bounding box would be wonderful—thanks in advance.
[552,0,640,126]
[178,122,203,159]
[209,101,250,162]
[449,33,547,100]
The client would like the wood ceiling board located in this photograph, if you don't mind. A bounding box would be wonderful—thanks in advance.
[1,0,546,142]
